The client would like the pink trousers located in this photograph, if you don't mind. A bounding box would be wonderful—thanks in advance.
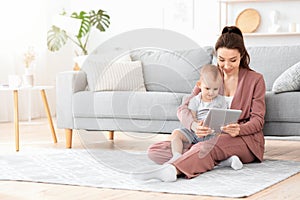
[147,134,256,179]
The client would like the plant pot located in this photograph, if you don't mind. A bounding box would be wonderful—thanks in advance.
[23,68,34,86]
[22,74,34,86]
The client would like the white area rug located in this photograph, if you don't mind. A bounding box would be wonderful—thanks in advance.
[0,134,300,198]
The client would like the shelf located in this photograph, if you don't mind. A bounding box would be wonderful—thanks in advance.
[243,32,300,37]
[218,0,300,3]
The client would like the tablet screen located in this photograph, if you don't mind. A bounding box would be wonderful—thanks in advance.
[203,108,242,133]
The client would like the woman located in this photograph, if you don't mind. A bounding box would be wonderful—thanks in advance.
[133,26,266,182]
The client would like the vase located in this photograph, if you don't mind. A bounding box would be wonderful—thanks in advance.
[22,68,34,86]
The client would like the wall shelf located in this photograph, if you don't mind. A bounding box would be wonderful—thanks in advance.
[218,0,300,35]
[243,32,300,37]
[218,0,300,3]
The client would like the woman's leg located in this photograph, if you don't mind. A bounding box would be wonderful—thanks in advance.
[147,140,192,165]
[173,134,256,179]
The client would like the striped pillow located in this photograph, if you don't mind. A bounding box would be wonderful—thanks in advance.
[94,61,146,91]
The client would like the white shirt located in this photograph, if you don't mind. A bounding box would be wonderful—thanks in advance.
[224,96,234,108]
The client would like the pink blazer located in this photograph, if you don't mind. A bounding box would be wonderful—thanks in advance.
[177,68,266,161]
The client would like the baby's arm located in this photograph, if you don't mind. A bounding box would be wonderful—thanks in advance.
[191,110,197,122]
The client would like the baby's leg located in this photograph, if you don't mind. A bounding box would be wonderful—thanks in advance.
[167,130,190,163]
[218,155,243,170]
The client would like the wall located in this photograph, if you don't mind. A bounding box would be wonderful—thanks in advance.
[0,0,299,122]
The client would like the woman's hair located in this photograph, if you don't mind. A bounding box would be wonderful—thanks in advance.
[215,26,251,70]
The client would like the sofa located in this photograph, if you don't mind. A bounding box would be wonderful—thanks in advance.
[56,45,300,148]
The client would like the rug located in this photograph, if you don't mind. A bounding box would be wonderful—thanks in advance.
[0,133,300,198]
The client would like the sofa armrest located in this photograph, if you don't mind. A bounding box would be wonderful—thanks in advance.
[56,71,87,129]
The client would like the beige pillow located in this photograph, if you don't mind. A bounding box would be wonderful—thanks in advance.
[94,61,146,91]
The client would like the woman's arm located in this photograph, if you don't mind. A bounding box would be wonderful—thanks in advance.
[239,75,266,135]
[177,85,200,130]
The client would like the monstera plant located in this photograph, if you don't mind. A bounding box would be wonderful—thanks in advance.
[47,9,110,55]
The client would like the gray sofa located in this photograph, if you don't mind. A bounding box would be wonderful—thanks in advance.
[56,45,300,148]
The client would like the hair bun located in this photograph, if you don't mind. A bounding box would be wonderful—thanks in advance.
[222,26,243,38]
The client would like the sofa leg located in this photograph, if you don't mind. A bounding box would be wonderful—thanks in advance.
[108,131,114,140]
[65,129,73,148]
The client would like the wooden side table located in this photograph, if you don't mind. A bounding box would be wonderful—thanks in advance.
[0,85,57,151]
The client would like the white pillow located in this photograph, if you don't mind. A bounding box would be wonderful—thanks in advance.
[94,61,146,91]
[81,53,133,91]
[272,61,300,93]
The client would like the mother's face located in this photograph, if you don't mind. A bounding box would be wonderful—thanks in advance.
[217,47,241,75]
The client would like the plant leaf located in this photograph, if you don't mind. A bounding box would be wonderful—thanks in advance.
[47,25,68,52]
[89,9,110,32]
[71,11,90,38]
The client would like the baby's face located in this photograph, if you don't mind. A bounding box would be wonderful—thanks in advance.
[198,78,221,102]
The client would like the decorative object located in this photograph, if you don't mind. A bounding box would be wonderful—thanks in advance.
[235,8,261,33]
[47,9,110,56]
[23,46,36,68]
[22,46,36,86]
[272,61,300,93]
[288,22,297,32]
[268,10,280,33]
[163,0,195,30]
[22,73,34,86]
[0,138,299,198]
[297,24,300,32]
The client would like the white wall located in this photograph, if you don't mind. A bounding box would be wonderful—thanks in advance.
[0,0,299,122]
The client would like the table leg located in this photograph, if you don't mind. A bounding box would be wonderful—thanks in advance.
[13,90,19,152]
[40,89,57,143]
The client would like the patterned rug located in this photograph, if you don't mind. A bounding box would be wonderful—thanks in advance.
[0,132,299,198]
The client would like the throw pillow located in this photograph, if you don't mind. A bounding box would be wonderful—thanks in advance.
[94,60,146,91]
[81,53,132,91]
[272,61,300,93]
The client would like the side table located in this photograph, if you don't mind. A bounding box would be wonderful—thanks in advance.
[0,85,57,151]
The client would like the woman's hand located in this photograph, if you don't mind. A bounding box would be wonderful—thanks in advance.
[221,123,240,137]
[191,121,213,137]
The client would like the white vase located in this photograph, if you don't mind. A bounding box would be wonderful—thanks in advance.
[23,68,34,86]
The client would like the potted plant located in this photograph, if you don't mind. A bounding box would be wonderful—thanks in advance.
[22,46,36,86]
[47,9,110,56]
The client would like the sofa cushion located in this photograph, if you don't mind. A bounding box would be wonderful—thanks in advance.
[265,91,300,122]
[247,45,300,90]
[94,60,146,92]
[130,48,212,93]
[73,91,186,120]
[272,61,300,93]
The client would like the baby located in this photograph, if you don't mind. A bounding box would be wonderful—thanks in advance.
[167,64,243,170]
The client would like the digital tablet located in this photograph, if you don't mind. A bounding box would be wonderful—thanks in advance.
[203,108,242,133]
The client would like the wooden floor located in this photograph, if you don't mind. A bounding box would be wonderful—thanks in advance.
[0,118,299,200]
